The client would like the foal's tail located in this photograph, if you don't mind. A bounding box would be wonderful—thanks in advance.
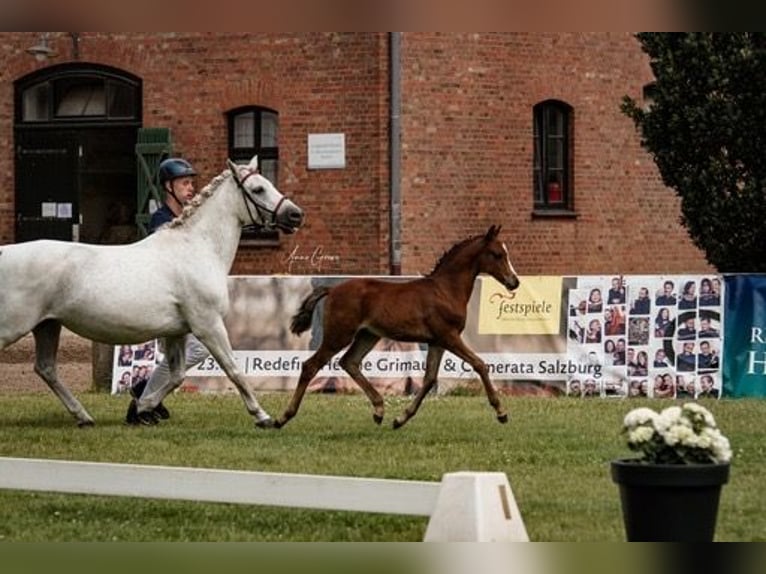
[290,286,331,335]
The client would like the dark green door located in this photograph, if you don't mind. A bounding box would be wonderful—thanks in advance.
[135,127,172,237]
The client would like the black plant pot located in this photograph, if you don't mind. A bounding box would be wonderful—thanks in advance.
[610,459,730,542]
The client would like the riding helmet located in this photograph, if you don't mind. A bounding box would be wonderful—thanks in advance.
[158,158,197,185]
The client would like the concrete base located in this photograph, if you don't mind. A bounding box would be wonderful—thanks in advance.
[423,471,529,542]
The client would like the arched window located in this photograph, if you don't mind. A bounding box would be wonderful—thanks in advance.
[226,106,280,243]
[16,64,140,125]
[533,100,573,210]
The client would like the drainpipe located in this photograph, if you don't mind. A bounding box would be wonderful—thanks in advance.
[389,32,402,275]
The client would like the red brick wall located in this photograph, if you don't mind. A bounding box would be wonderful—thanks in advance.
[0,33,712,278]
[0,32,388,275]
[399,32,712,275]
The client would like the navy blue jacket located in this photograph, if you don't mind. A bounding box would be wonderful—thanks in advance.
[149,204,175,234]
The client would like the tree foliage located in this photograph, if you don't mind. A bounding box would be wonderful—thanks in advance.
[623,33,766,272]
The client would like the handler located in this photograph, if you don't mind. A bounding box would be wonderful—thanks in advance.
[125,158,212,425]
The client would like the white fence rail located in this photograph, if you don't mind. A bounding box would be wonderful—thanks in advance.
[0,457,527,541]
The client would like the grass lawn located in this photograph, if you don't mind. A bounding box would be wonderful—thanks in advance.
[0,392,762,541]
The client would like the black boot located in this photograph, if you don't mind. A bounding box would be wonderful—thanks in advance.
[125,398,159,425]
[125,399,140,425]
[126,380,161,425]
[137,409,160,425]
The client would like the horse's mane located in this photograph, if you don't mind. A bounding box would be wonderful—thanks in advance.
[427,233,483,276]
[166,170,232,229]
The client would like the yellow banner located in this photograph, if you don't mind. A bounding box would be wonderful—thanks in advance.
[478,276,562,335]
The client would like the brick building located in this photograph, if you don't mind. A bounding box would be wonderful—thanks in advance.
[0,32,713,278]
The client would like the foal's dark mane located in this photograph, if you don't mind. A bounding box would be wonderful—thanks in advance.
[428,233,484,276]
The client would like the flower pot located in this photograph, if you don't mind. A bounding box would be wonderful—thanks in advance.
[610,459,730,542]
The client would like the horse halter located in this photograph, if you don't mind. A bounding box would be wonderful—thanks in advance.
[231,167,288,231]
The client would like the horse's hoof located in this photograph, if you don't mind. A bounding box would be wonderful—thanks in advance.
[255,417,276,429]
[77,419,95,428]
[373,413,384,425]
[272,417,289,429]
[497,413,510,424]
[392,418,404,430]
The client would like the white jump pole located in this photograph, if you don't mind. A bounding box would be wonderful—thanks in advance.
[0,458,528,541]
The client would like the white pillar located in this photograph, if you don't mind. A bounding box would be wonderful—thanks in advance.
[423,471,529,542]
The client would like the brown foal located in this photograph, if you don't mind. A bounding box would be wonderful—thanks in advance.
[275,225,520,429]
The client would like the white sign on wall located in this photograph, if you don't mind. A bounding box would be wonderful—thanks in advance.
[307,133,346,169]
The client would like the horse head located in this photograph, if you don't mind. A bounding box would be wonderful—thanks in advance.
[227,156,304,234]
[480,224,520,292]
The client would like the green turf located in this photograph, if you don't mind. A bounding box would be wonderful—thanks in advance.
[0,392,761,541]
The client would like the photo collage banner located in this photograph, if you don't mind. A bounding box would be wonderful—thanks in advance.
[565,275,722,400]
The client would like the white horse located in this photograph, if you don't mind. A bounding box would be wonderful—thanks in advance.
[0,155,303,427]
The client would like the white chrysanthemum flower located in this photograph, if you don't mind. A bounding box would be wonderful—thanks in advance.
[621,402,731,465]
[624,407,658,429]
[654,406,683,432]
[683,402,717,428]
[694,428,714,449]
[664,423,695,447]
[710,431,732,464]
[628,426,656,445]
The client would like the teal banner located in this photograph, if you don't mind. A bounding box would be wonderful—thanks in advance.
[723,275,766,397]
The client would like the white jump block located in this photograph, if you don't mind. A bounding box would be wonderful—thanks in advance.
[423,471,529,542]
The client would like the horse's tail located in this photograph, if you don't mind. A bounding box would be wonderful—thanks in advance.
[290,286,331,335]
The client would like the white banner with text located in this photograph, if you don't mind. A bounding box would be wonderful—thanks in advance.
[113,274,725,399]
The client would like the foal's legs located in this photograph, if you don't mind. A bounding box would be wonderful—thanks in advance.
[393,346,444,429]
[339,330,384,424]
[32,319,94,426]
[442,333,509,423]
[275,327,363,428]
[274,344,338,429]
